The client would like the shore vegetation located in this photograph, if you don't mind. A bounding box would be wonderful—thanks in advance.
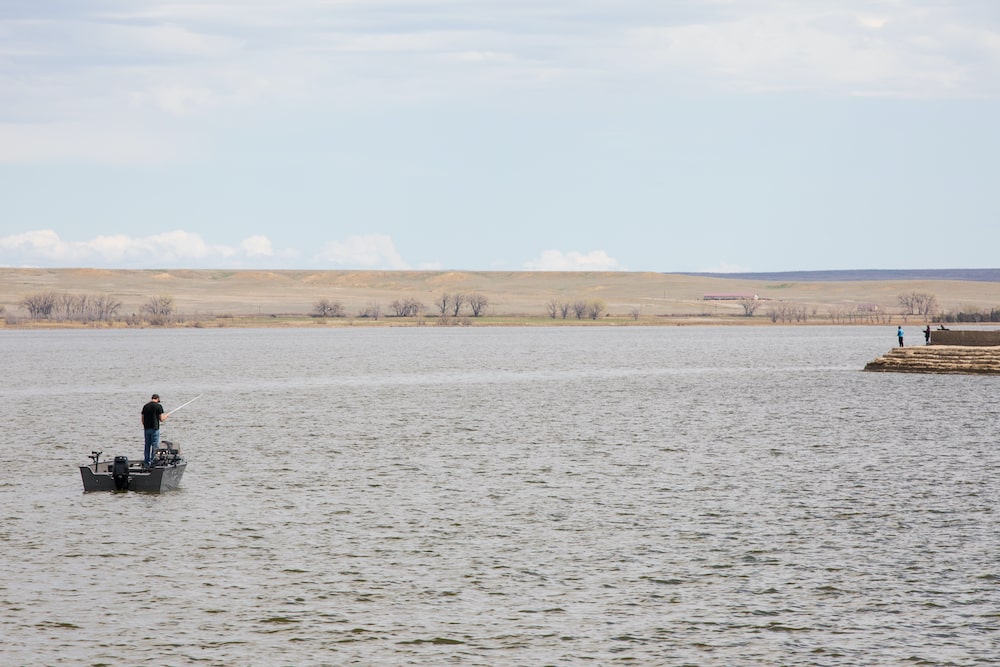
[3,268,999,329]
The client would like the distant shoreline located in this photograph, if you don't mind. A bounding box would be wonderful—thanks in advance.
[678,268,1000,282]
[3,267,999,327]
[2,315,980,331]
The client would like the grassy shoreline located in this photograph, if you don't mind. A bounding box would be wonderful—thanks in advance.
[3,267,998,329]
[0,313,942,330]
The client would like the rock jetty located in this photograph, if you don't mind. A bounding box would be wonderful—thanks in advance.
[865,345,1000,375]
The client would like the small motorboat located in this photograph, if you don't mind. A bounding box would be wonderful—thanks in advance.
[80,441,187,493]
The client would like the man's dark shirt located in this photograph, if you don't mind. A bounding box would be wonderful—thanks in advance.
[142,401,164,430]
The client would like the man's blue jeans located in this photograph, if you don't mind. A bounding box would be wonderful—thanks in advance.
[144,428,160,466]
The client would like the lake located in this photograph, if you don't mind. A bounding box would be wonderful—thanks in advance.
[1,326,997,666]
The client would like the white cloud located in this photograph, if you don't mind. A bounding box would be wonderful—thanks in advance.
[524,249,622,271]
[316,234,410,269]
[240,235,274,257]
[2,1,997,165]
[626,4,1000,97]
[144,85,220,116]
[415,261,444,270]
[699,262,748,274]
[0,121,188,164]
[0,229,278,268]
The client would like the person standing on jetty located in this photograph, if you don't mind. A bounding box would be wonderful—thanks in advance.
[924,325,931,344]
[897,326,904,347]
[141,394,168,467]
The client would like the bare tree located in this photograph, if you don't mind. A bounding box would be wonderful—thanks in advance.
[359,302,382,320]
[55,293,84,321]
[920,293,938,319]
[20,292,57,320]
[451,292,466,317]
[545,299,560,319]
[572,300,588,320]
[766,302,808,323]
[468,294,489,317]
[898,292,937,318]
[738,296,760,317]
[390,298,424,317]
[141,296,174,325]
[91,294,122,322]
[586,300,606,320]
[21,291,123,322]
[543,299,572,319]
[437,293,451,316]
[629,306,641,321]
[312,299,345,318]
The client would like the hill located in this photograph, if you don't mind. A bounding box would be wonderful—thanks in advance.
[2,268,998,325]
[679,269,1000,282]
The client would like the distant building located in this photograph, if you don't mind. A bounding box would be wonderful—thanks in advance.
[857,303,879,312]
[703,293,759,301]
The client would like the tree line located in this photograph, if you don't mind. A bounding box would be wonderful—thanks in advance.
[19,292,123,322]
[13,288,999,326]
[897,292,937,317]
[16,292,173,325]
[312,292,491,320]
[937,308,1000,323]
[763,292,944,324]
[544,299,608,320]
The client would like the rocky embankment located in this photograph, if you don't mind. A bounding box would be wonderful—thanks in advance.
[864,345,1000,375]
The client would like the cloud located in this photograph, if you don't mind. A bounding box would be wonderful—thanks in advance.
[316,234,410,269]
[0,229,413,269]
[240,235,274,257]
[699,261,748,274]
[524,249,622,271]
[2,1,998,164]
[0,229,279,268]
[0,121,188,164]
[626,4,1000,97]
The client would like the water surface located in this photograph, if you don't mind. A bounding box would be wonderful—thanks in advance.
[1,326,997,665]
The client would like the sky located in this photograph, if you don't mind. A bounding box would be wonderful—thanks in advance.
[1,0,999,272]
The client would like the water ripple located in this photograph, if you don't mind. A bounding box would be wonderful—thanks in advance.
[1,327,997,665]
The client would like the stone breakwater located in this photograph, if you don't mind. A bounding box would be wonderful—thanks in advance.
[864,345,1000,375]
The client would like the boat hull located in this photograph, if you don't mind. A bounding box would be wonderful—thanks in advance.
[80,459,186,493]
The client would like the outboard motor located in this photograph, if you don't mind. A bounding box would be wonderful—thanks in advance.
[112,456,130,491]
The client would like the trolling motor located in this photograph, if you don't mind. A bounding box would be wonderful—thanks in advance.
[153,440,181,465]
[89,451,102,466]
[112,456,130,491]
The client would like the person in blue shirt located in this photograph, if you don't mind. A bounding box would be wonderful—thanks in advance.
[897,326,904,347]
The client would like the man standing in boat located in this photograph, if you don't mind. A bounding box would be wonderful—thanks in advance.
[141,394,168,467]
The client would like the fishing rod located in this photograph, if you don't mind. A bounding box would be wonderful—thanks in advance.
[167,394,202,417]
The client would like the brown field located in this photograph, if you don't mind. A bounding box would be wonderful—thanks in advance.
[2,267,999,327]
